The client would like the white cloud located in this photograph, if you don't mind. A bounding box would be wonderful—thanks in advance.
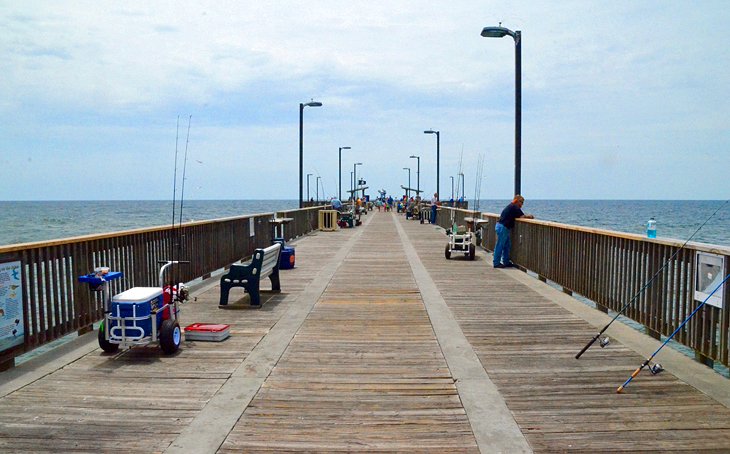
[1,1,729,201]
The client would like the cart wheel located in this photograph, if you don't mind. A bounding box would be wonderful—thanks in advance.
[469,244,476,261]
[98,321,119,353]
[445,243,451,259]
[160,319,181,354]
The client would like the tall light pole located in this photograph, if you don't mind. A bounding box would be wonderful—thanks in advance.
[306,173,313,203]
[409,155,420,197]
[481,24,521,195]
[338,146,351,201]
[299,100,323,208]
[449,176,454,201]
[424,129,440,197]
[353,162,362,200]
[316,176,321,202]
[403,167,411,198]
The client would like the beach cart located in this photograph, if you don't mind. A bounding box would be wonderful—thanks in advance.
[78,261,189,354]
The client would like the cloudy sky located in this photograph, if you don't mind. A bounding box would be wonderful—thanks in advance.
[1,1,728,201]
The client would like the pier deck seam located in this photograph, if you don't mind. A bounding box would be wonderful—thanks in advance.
[165,214,374,454]
[393,213,533,453]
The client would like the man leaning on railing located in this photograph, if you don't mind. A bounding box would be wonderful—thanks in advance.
[493,194,534,269]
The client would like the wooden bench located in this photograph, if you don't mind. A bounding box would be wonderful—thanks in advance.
[219,243,282,307]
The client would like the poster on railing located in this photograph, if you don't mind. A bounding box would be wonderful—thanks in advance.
[695,252,725,309]
[0,261,25,352]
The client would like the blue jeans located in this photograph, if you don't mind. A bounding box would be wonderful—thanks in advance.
[430,205,437,224]
[493,223,511,266]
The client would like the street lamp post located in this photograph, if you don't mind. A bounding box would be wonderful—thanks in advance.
[338,146,351,201]
[403,167,411,198]
[306,173,313,203]
[409,155,420,197]
[353,163,362,200]
[316,176,321,203]
[450,176,454,201]
[481,24,521,195]
[299,100,323,208]
[424,130,440,197]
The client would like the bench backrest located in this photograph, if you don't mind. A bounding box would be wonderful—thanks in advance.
[255,243,281,277]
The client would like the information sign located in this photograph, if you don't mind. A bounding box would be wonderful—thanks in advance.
[0,261,24,352]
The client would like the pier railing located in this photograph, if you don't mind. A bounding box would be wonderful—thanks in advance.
[437,206,730,369]
[0,206,325,369]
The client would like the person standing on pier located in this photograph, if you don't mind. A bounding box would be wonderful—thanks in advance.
[493,195,534,269]
[430,192,439,224]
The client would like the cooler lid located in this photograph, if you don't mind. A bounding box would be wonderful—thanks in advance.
[185,323,230,333]
[113,287,163,302]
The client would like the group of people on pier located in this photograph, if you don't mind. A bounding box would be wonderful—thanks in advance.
[337,191,535,270]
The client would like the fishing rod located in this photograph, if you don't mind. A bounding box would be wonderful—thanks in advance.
[617,272,730,393]
[175,115,192,288]
[576,199,729,359]
[171,115,180,264]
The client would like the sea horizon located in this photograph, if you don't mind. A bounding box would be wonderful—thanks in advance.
[1,199,729,247]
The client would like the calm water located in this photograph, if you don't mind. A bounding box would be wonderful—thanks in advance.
[0,199,728,247]
[0,200,298,246]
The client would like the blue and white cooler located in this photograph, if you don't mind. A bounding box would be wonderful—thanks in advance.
[109,287,164,343]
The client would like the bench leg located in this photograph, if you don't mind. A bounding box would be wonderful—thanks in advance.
[248,289,261,307]
[219,283,231,306]
[269,270,281,292]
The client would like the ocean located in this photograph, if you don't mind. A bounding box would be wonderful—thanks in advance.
[1,199,728,247]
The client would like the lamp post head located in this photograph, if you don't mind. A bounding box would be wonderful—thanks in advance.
[303,100,323,107]
[409,155,419,159]
[424,130,438,135]
[403,167,409,171]
[481,25,517,40]
[340,146,351,150]
[355,162,362,166]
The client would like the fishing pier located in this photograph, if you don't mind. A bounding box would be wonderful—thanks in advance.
[1,207,729,452]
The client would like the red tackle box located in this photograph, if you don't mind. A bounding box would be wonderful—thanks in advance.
[184,323,231,342]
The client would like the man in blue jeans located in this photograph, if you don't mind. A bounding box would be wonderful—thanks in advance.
[430,192,439,224]
[494,195,534,268]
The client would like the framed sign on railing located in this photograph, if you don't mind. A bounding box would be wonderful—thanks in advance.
[0,260,25,354]
[696,252,725,309]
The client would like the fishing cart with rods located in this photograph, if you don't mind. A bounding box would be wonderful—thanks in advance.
[444,155,486,261]
[78,261,190,354]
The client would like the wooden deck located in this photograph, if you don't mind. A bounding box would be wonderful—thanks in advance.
[1,211,729,453]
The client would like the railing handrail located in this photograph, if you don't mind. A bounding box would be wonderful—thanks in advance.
[451,207,730,254]
[0,212,277,253]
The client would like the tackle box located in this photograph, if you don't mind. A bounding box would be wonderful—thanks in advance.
[184,323,231,342]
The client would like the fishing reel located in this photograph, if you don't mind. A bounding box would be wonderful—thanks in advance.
[599,336,610,348]
[177,284,190,303]
[649,363,664,375]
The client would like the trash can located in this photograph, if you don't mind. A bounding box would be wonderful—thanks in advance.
[272,238,295,270]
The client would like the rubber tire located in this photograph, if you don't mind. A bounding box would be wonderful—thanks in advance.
[160,319,181,354]
[98,321,119,353]
[445,243,451,259]
[469,244,476,261]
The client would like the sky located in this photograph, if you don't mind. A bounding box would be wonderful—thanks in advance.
[1,1,728,201]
